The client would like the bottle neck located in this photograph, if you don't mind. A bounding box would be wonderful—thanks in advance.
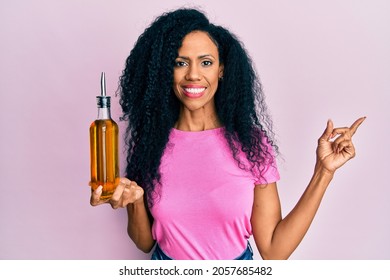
[97,107,111,120]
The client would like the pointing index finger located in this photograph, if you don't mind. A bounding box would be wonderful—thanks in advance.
[350,116,366,136]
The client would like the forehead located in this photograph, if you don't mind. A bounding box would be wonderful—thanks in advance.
[178,31,218,55]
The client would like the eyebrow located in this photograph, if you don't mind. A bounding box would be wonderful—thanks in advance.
[176,54,215,60]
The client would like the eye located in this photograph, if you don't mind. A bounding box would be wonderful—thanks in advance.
[201,60,213,67]
[174,61,187,67]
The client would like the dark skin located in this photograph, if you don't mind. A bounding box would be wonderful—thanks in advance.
[91,31,366,258]
[91,117,366,256]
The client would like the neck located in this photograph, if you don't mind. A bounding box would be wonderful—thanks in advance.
[175,107,221,131]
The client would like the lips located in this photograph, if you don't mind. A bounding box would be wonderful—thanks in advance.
[182,85,206,98]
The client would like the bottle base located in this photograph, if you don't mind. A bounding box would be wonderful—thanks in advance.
[90,181,118,201]
[98,191,114,201]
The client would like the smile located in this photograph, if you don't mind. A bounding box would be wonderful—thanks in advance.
[182,86,206,98]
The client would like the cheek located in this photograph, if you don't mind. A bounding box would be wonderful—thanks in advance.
[210,71,220,87]
[172,76,179,90]
[173,71,183,87]
[172,80,181,98]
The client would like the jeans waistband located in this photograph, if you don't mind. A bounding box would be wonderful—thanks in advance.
[151,242,253,260]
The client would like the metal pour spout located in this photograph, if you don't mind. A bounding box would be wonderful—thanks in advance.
[101,72,106,97]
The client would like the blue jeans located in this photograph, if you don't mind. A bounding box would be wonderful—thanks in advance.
[151,242,253,260]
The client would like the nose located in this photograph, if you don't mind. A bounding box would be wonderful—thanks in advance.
[185,64,201,81]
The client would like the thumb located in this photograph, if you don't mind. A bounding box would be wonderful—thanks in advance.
[90,185,103,206]
[320,119,334,141]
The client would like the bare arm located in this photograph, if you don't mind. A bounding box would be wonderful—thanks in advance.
[126,192,155,253]
[91,178,155,253]
[251,117,365,260]
[251,168,332,259]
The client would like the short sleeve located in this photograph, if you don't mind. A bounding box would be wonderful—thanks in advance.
[254,134,280,185]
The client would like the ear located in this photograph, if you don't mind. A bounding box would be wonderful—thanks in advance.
[219,64,224,79]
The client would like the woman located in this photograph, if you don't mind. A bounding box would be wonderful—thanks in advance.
[90,8,365,260]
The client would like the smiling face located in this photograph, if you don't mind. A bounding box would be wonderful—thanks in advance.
[173,31,223,118]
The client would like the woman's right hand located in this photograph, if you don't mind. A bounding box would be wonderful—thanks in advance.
[90,178,144,209]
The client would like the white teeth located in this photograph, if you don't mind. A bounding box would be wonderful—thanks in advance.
[184,87,205,94]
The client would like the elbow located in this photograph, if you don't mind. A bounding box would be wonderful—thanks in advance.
[137,243,155,254]
[261,253,289,260]
[259,248,290,260]
[132,238,155,254]
[127,228,155,253]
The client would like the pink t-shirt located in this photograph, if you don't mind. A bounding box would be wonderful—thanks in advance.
[150,127,280,259]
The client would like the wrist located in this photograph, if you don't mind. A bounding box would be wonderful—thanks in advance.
[134,196,144,205]
[314,161,335,179]
[127,195,145,209]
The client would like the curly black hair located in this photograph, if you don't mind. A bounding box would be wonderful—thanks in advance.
[119,8,278,208]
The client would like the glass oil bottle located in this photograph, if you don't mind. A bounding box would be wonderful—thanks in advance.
[89,72,119,200]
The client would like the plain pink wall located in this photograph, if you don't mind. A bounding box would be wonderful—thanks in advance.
[0,0,389,259]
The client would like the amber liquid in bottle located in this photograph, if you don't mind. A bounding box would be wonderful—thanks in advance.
[89,73,119,200]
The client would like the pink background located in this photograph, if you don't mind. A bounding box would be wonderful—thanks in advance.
[0,0,389,259]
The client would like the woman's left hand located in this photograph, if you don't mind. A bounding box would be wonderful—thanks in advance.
[316,117,366,173]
